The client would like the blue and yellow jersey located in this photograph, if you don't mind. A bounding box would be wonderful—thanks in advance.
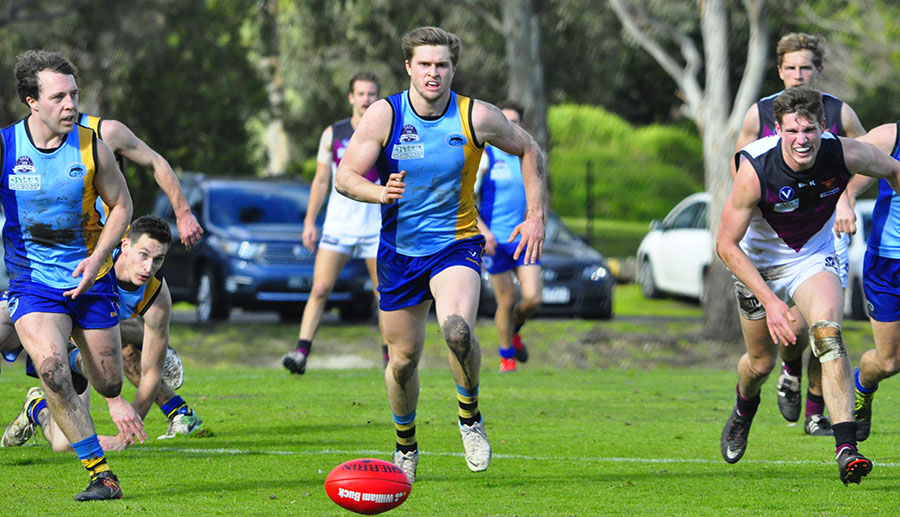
[866,121,900,259]
[112,248,162,320]
[378,90,483,256]
[0,117,111,289]
[78,112,123,225]
[478,146,526,243]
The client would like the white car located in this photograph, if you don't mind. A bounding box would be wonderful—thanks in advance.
[844,199,875,320]
[636,191,874,318]
[636,192,712,301]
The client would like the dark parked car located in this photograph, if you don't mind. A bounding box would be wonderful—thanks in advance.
[477,212,614,319]
[153,174,374,323]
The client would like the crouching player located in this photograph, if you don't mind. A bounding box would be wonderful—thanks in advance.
[1,216,203,449]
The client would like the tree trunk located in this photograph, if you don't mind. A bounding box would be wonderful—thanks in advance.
[501,0,549,154]
[259,0,290,176]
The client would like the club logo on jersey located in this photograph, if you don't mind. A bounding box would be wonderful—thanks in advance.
[65,162,87,179]
[399,124,419,143]
[391,143,425,160]
[8,174,40,191]
[820,187,840,198]
[445,133,466,148]
[12,156,35,174]
[778,186,795,201]
[337,139,350,160]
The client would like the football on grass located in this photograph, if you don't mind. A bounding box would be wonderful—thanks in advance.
[325,458,411,514]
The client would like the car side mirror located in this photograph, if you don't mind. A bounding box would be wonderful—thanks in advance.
[649,219,660,231]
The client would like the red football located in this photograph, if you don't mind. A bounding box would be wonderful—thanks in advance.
[325,458,411,515]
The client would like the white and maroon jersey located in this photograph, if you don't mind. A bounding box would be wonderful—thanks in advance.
[322,118,381,239]
[735,133,851,268]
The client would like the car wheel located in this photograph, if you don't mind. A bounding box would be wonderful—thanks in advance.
[195,266,229,323]
[639,257,662,299]
[850,277,867,321]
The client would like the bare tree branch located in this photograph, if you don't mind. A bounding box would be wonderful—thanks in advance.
[609,0,703,115]
[730,0,769,132]
[460,0,503,34]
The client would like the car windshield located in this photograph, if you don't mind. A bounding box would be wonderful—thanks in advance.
[208,186,307,226]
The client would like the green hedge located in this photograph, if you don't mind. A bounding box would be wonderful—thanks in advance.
[548,105,704,221]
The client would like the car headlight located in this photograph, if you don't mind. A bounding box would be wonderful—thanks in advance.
[582,264,608,281]
[210,235,266,261]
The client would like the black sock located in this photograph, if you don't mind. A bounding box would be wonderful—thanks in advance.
[735,384,760,420]
[782,357,803,377]
[833,422,858,451]
[297,339,311,356]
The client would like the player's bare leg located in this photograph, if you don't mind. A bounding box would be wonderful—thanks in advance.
[431,266,491,472]
[382,302,428,482]
[284,248,351,374]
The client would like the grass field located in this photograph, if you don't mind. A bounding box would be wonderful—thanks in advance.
[0,285,897,515]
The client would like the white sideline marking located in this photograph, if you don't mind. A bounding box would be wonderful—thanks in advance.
[129,447,900,467]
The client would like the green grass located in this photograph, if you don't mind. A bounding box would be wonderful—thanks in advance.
[2,366,899,515]
[0,285,889,514]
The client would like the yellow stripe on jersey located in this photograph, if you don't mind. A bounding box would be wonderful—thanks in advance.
[455,94,484,241]
[131,276,162,319]
[81,114,102,134]
[76,126,112,279]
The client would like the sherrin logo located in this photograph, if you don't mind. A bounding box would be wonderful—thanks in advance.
[445,132,466,147]
[65,162,87,179]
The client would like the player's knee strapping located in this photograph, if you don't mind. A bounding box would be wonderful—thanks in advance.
[809,320,845,363]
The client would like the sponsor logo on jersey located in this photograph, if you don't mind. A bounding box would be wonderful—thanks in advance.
[820,187,840,198]
[65,162,87,179]
[391,143,425,160]
[778,186,795,201]
[12,156,35,174]
[445,133,466,147]
[774,199,799,213]
[9,174,40,191]
[399,124,419,143]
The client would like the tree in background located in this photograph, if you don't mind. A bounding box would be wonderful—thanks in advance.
[610,0,770,342]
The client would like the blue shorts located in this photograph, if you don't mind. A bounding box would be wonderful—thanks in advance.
[483,240,541,275]
[7,275,120,329]
[863,252,900,322]
[378,236,485,311]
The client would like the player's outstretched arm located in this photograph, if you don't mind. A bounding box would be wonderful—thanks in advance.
[303,126,334,251]
[130,281,172,419]
[101,119,203,248]
[473,100,545,264]
[335,100,402,204]
[105,394,146,445]
[716,161,796,345]
[65,140,133,299]
[842,135,900,196]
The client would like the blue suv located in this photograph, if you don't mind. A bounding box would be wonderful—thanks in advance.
[153,174,374,323]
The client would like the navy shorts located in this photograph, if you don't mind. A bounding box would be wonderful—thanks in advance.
[7,275,120,329]
[378,236,485,311]
[863,252,900,322]
[483,240,541,275]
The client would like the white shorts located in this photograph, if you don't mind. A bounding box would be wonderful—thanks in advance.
[318,232,379,259]
[734,249,840,320]
[834,232,849,289]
